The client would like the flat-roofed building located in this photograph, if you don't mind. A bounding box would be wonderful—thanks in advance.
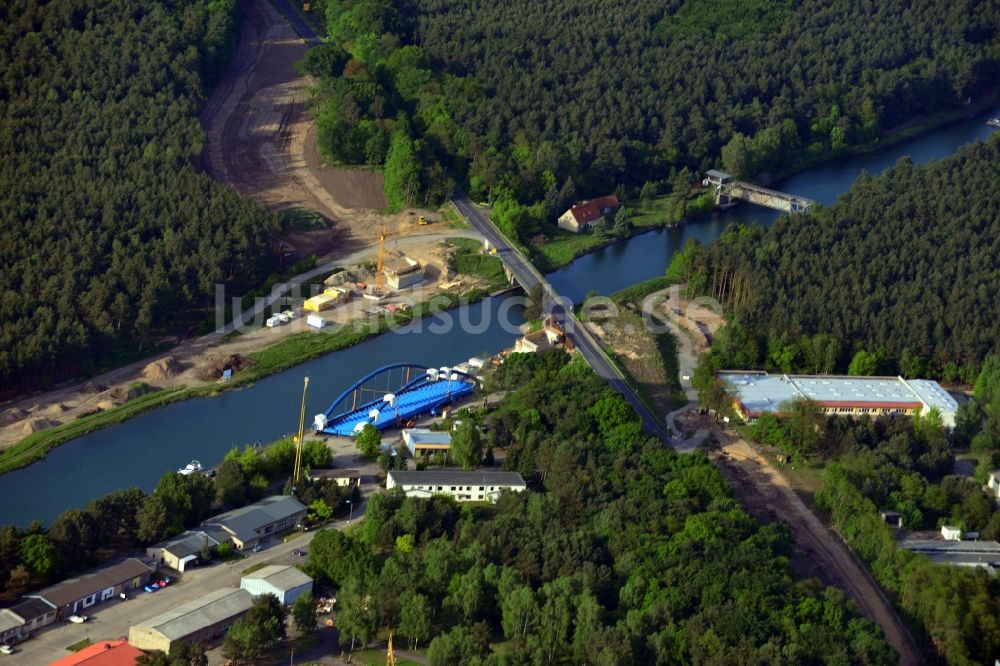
[402,428,452,457]
[240,565,313,605]
[36,558,155,619]
[900,538,1000,572]
[384,257,424,290]
[199,495,307,550]
[128,588,254,655]
[387,470,526,503]
[720,371,958,427]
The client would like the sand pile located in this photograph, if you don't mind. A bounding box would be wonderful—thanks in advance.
[21,417,56,434]
[0,407,28,427]
[107,383,152,404]
[142,356,186,382]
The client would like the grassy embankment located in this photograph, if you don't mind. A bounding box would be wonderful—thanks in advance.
[445,238,509,292]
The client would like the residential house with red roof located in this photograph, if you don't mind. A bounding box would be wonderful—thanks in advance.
[557,195,619,233]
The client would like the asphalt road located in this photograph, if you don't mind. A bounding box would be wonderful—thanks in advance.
[452,193,672,444]
[269,0,323,46]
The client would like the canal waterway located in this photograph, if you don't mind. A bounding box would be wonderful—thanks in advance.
[548,111,999,302]
[1,109,997,526]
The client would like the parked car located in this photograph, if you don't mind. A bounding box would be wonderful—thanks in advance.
[68,615,88,624]
[144,585,157,593]
[251,544,264,553]
[0,644,14,654]
[291,549,306,557]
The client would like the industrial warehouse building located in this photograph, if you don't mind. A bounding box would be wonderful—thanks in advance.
[35,558,156,619]
[199,495,307,550]
[387,470,526,503]
[900,538,1000,572]
[402,428,452,457]
[240,565,313,605]
[720,372,958,427]
[0,597,56,644]
[147,531,219,572]
[128,588,254,655]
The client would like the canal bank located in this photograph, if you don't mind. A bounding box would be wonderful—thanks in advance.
[0,108,997,526]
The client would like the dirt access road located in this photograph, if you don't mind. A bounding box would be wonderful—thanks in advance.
[200,0,418,248]
[712,437,922,665]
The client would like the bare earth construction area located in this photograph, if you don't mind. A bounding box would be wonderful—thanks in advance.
[200,0,389,231]
[712,437,922,665]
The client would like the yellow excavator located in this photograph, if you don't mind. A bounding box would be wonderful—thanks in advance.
[416,215,428,226]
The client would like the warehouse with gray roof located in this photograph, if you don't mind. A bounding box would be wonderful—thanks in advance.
[128,587,254,655]
[199,495,307,550]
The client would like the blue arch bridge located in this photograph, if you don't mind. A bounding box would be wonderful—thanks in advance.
[312,363,478,437]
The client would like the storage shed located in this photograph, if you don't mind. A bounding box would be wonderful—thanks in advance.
[240,565,313,605]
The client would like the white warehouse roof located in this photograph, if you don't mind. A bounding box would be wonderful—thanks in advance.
[720,372,958,427]
[240,565,312,593]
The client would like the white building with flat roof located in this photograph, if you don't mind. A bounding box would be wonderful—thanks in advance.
[387,470,526,503]
[720,372,958,427]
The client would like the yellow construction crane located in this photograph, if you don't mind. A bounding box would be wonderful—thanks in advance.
[386,631,396,666]
[292,376,309,485]
[372,223,388,297]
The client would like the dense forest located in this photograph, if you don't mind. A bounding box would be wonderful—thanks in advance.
[690,338,1000,662]
[305,350,896,664]
[0,0,282,398]
[678,136,1000,383]
[745,399,1000,664]
[303,0,997,215]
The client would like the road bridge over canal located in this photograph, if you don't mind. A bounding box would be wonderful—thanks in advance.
[452,192,673,444]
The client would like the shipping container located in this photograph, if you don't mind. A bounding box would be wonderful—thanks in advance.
[304,294,337,312]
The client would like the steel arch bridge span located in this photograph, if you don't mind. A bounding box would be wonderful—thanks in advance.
[313,363,477,437]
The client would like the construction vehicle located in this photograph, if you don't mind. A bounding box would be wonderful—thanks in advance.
[416,215,428,226]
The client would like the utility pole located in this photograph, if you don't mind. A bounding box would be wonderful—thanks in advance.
[293,376,309,485]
